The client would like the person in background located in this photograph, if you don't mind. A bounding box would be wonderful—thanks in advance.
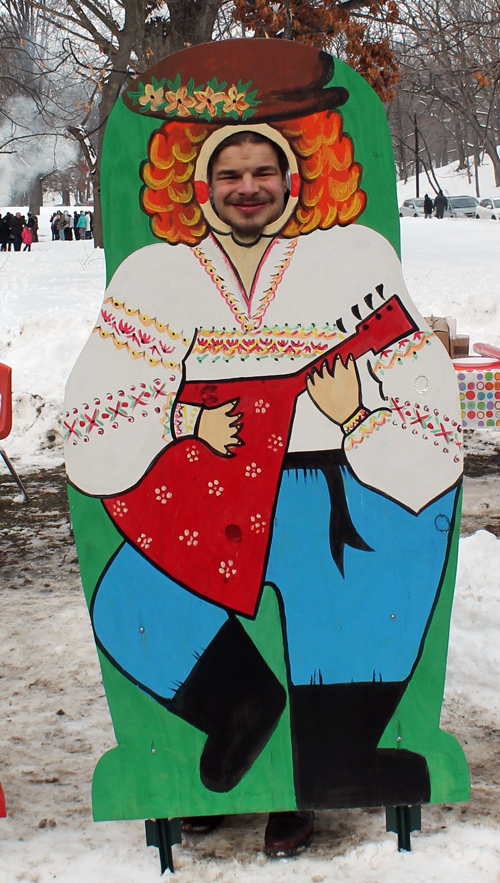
[56,211,68,239]
[423,193,433,219]
[4,213,13,250]
[22,224,32,252]
[65,211,74,241]
[50,212,60,240]
[434,190,448,219]
[27,212,39,242]
[9,212,25,251]
[85,211,93,239]
[76,211,87,240]
[0,214,8,251]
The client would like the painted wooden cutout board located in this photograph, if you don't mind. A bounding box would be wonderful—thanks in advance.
[64,39,469,822]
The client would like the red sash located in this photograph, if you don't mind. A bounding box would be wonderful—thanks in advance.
[104,296,416,615]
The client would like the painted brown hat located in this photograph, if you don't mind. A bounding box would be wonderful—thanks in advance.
[124,38,348,124]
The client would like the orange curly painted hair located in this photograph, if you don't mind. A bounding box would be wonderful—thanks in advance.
[141,111,366,245]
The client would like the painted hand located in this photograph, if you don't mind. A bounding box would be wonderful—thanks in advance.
[197,400,243,455]
[306,354,361,425]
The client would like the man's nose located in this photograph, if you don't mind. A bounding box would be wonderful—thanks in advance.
[237,173,259,195]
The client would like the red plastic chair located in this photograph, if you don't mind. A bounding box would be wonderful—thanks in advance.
[0,363,28,501]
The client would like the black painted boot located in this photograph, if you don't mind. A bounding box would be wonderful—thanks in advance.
[169,617,287,793]
[289,681,430,809]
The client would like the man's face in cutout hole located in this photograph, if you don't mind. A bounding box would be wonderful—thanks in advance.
[208,137,288,243]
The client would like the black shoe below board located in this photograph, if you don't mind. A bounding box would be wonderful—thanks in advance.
[265,811,315,856]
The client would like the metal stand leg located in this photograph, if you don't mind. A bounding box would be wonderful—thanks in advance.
[145,818,181,874]
[386,805,421,851]
[0,446,28,502]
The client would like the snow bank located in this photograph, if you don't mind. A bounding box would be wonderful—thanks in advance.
[400,219,500,348]
[0,240,104,469]
[447,530,500,721]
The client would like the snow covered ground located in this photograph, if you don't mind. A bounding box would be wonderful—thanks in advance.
[0,209,499,880]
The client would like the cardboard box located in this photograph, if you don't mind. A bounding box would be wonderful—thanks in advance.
[450,335,470,358]
[424,316,451,355]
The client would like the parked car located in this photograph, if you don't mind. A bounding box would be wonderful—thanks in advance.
[475,197,500,220]
[399,197,425,217]
[444,195,479,218]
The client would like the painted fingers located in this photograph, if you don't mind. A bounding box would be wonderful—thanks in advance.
[306,354,361,426]
[197,399,244,456]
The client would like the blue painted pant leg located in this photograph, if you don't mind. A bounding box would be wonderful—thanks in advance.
[92,543,227,701]
[265,467,457,686]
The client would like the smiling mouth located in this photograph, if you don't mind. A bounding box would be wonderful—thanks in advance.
[231,203,269,214]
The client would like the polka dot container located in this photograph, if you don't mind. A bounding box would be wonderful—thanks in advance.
[457,369,500,428]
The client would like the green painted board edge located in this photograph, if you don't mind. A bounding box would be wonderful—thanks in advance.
[379,488,470,803]
[324,59,400,258]
[67,484,123,604]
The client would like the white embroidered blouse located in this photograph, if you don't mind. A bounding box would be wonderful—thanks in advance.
[64,224,462,510]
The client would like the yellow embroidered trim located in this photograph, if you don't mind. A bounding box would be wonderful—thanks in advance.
[194,335,330,359]
[372,330,433,373]
[93,327,182,370]
[197,324,340,341]
[173,402,200,438]
[344,410,390,450]
[342,407,370,436]
[100,297,191,343]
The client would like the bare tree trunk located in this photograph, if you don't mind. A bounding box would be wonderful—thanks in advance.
[29,174,43,214]
[472,131,481,197]
[483,138,500,186]
[283,0,293,38]
[440,137,448,168]
[455,120,467,170]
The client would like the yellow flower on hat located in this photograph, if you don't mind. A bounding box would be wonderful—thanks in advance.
[139,83,165,112]
[195,85,226,117]
[223,84,250,116]
[164,85,196,117]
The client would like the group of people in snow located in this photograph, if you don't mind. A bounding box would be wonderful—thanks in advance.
[50,210,93,241]
[423,191,448,219]
[0,211,38,252]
